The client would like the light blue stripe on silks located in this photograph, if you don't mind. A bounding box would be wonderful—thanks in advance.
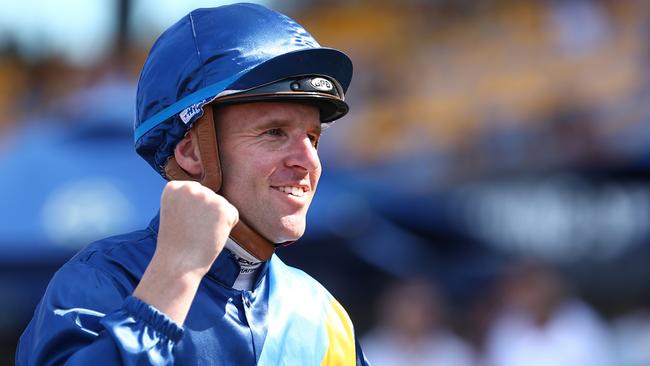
[133,71,247,143]
[258,255,331,365]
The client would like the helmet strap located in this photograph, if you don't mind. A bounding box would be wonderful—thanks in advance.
[164,106,276,261]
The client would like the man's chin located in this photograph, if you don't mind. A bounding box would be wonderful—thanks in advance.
[269,229,304,244]
[267,219,306,243]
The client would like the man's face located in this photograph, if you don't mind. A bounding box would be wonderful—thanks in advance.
[216,102,322,243]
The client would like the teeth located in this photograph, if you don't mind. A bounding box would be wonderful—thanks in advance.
[276,186,305,197]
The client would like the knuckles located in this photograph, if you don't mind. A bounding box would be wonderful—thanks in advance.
[164,181,212,202]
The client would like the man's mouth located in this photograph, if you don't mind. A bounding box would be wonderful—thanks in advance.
[272,186,307,197]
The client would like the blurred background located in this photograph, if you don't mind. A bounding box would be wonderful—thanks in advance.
[2,0,650,365]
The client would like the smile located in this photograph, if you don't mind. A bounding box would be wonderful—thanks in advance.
[272,186,307,197]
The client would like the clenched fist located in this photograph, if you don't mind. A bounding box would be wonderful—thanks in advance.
[134,180,238,324]
[156,180,239,275]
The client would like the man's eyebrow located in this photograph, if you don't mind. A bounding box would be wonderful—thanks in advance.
[251,118,290,129]
[251,118,322,133]
[310,122,322,134]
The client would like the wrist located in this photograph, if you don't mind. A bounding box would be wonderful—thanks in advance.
[133,253,206,325]
[153,242,218,278]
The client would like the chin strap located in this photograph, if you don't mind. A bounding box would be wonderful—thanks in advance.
[164,106,276,261]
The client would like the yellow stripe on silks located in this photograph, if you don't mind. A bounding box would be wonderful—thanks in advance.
[320,299,356,366]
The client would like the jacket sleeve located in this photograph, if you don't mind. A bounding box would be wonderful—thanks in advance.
[16,262,183,366]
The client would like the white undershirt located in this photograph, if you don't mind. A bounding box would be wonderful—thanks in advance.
[224,239,262,291]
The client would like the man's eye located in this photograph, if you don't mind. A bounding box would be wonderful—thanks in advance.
[265,128,283,136]
[309,134,320,148]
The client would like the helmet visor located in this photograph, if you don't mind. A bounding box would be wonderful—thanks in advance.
[214,75,349,122]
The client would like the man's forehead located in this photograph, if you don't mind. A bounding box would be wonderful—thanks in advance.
[216,102,322,129]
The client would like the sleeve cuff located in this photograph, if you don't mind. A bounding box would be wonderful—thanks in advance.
[124,296,184,342]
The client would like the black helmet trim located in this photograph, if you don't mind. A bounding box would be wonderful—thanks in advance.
[213,75,349,122]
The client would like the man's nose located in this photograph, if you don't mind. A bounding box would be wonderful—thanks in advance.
[285,135,320,172]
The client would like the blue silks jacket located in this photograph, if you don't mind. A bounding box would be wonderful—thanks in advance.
[16,215,369,365]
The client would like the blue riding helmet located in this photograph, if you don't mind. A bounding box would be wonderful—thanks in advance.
[134,3,353,177]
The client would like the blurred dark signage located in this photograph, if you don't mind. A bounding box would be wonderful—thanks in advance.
[452,174,650,262]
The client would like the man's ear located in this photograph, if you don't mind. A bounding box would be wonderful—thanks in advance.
[173,129,204,178]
